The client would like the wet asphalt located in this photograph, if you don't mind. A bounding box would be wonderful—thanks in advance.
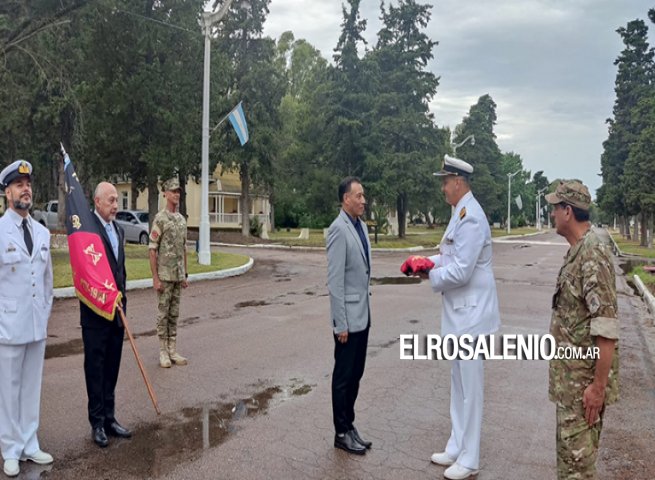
[20,230,655,479]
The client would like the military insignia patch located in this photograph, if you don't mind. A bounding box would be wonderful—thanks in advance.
[71,215,81,230]
[18,161,30,174]
[459,207,467,220]
[83,243,103,266]
[151,231,159,240]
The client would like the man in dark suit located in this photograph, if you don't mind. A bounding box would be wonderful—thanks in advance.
[81,181,132,447]
[326,177,372,455]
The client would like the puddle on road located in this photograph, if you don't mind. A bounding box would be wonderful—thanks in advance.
[235,300,270,308]
[45,386,283,479]
[45,316,203,359]
[45,338,84,359]
[370,276,421,286]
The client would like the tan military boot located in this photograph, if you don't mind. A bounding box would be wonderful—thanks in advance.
[167,337,188,366]
[159,338,172,368]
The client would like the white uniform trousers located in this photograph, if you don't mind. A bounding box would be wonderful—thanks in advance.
[444,357,484,470]
[0,340,46,461]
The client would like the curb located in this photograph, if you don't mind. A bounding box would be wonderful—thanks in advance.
[53,257,254,299]
[211,241,436,253]
[633,274,655,322]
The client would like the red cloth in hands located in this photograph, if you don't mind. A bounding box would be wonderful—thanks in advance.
[400,255,435,276]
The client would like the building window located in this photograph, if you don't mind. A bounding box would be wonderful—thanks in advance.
[121,191,129,210]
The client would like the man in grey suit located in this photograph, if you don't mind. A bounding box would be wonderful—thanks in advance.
[327,177,372,455]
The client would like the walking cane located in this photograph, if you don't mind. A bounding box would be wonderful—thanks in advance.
[118,307,161,415]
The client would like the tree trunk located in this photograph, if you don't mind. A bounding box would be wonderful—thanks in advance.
[57,160,66,231]
[641,212,648,247]
[179,172,187,219]
[648,213,653,249]
[130,183,138,210]
[396,192,407,238]
[240,164,251,237]
[633,215,639,242]
[624,216,631,240]
[269,189,275,231]
[147,176,159,230]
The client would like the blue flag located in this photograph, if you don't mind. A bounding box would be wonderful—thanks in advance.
[228,101,249,146]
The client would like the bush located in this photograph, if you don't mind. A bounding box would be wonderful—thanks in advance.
[249,216,262,237]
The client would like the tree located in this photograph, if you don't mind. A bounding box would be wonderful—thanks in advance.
[598,19,654,237]
[212,0,285,236]
[454,94,504,222]
[366,0,442,238]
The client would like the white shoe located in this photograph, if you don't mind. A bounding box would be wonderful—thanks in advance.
[20,450,53,465]
[430,451,456,466]
[444,462,479,479]
[3,459,19,477]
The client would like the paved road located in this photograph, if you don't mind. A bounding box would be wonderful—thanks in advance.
[25,230,655,479]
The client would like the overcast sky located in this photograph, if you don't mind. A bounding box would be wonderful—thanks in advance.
[262,0,655,197]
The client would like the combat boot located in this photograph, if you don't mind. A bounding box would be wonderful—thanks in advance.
[167,337,188,366]
[159,338,172,368]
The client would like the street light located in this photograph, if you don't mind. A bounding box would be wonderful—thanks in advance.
[507,170,520,234]
[536,187,547,230]
[452,134,475,156]
[198,0,248,265]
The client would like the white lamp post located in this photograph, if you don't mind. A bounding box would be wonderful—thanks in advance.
[452,134,475,156]
[507,170,520,234]
[198,0,249,265]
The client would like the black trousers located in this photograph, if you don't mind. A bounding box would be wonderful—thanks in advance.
[332,326,369,434]
[82,323,124,429]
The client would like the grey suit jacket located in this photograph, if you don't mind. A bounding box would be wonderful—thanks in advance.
[327,209,371,334]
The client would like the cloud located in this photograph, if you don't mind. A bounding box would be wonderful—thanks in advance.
[264,0,655,196]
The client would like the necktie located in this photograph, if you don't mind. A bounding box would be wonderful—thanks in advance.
[105,223,118,258]
[22,218,33,256]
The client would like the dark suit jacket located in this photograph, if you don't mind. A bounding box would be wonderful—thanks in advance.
[80,214,127,328]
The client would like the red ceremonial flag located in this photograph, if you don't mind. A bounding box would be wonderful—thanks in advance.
[63,148,122,320]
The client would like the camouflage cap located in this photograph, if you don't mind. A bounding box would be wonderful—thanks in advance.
[162,177,181,192]
[545,180,591,211]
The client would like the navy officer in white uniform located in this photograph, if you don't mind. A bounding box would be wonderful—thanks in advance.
[0,160,54,477]
[423,155,500,480]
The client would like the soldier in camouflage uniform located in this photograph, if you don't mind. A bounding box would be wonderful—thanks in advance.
[546,181,618,480]
[149,177,189,368]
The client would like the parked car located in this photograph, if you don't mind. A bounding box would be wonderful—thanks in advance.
[33,200,59,230]
[115,210,149,244]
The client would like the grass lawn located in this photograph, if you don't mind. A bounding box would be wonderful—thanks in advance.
[267,226,542,249]
[610,233,655,259]
[633,266,655,292]
[51,245,250,288]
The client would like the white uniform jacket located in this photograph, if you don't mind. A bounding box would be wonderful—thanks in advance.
[429,192,500,337]
[327,210,371,334]
[0,210,53,344]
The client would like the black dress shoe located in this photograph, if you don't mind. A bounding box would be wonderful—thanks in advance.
[334,431,366,455]
[92,427,109,448]
[350,427,372,449]
[105,421,132,438]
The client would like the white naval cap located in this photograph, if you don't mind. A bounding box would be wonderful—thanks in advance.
[433,155,474,178]
[0,160,32,189]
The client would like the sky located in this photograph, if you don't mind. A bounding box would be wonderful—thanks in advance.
[262,0,655,197]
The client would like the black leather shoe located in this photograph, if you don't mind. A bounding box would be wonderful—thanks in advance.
[334,431,366,455]
[350,427,372,449]
[105,421,132,438]
[92,427,109,448]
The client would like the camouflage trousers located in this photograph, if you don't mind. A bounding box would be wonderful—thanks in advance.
[157,281,181,340]
[556,401,605,480]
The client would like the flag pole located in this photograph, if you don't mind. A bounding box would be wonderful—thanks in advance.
[118,307,161,415]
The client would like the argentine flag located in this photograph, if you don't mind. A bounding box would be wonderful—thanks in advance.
[228,101,249,146]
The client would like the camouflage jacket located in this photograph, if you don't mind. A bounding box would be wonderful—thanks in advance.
[549,229,619,406]
[148,209,187,282]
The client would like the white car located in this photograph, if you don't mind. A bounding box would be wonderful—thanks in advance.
[115,210,149,244]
